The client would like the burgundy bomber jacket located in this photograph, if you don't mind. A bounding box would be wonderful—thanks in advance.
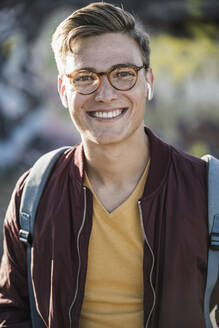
[0,127,216,328]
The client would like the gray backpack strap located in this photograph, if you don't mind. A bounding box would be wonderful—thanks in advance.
[202,154,219,328]
[19,146,71,327]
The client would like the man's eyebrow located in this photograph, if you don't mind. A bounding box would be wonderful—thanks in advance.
[77,67,96,72]
[76,63,137,72]
[110,63,136,70]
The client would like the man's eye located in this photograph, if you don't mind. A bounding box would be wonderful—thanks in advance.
[117,71,134,77]
[113,69,135,79]
[75,75,94,82]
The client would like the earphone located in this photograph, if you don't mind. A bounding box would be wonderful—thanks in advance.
[62,93,68,108]
[146,82,152,101]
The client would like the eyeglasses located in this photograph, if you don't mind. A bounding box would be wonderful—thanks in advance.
[65,64,148,95]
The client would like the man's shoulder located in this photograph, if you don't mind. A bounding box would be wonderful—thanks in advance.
[170,144,206,170]
[146,126,206,171]
[170,145,206,167]
[5,144,83,225]
[145,127,207,194]
[11,144,82,205]
[168,143,207,189]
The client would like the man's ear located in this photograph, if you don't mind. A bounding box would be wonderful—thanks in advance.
[145,67,154,101]
[58,75,68,108]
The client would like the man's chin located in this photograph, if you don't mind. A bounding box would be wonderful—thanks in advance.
[84,131,126,146]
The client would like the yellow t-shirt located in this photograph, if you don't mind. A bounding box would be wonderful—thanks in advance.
[80,161,150,328]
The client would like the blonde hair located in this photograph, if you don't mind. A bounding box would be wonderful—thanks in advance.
[51,2,150,74]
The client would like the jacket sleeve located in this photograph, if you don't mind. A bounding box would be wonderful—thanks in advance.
[0,172,32,327]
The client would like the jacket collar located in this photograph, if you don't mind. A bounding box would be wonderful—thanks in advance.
[142,126,171,198]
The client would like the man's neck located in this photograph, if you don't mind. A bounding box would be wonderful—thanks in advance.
[82,127,150,211]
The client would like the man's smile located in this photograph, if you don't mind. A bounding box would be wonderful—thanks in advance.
[87,108,128,120]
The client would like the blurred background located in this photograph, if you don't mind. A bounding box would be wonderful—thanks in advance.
[0,0,219,254]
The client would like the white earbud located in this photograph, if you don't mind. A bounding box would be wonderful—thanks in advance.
[62,93,68,108]
[146,82,152,101]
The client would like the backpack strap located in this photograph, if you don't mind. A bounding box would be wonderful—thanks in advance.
[202,154,219,328]
[19,146,71,327]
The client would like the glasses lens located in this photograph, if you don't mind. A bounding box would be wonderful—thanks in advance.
[72,71,99,94]
[110,66,137,90]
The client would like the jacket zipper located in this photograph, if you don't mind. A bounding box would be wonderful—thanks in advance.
[68,187,87,328]
[138,200,156,328]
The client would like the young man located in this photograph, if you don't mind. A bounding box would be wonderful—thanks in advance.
[0,2,218,328]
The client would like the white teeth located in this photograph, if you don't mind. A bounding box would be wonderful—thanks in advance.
[92,109,123,119]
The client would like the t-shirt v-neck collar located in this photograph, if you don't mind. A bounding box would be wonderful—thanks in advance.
[83,160,150,218]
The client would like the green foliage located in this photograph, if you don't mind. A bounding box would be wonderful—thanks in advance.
[189,141,210,157]
[1,37,18,58]
[185,0,203,18]
[150,25,219,83]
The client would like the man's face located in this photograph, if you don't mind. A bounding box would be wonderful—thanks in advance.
[58,32,153,145]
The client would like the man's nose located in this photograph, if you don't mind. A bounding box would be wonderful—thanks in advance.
[94,75,118,102]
